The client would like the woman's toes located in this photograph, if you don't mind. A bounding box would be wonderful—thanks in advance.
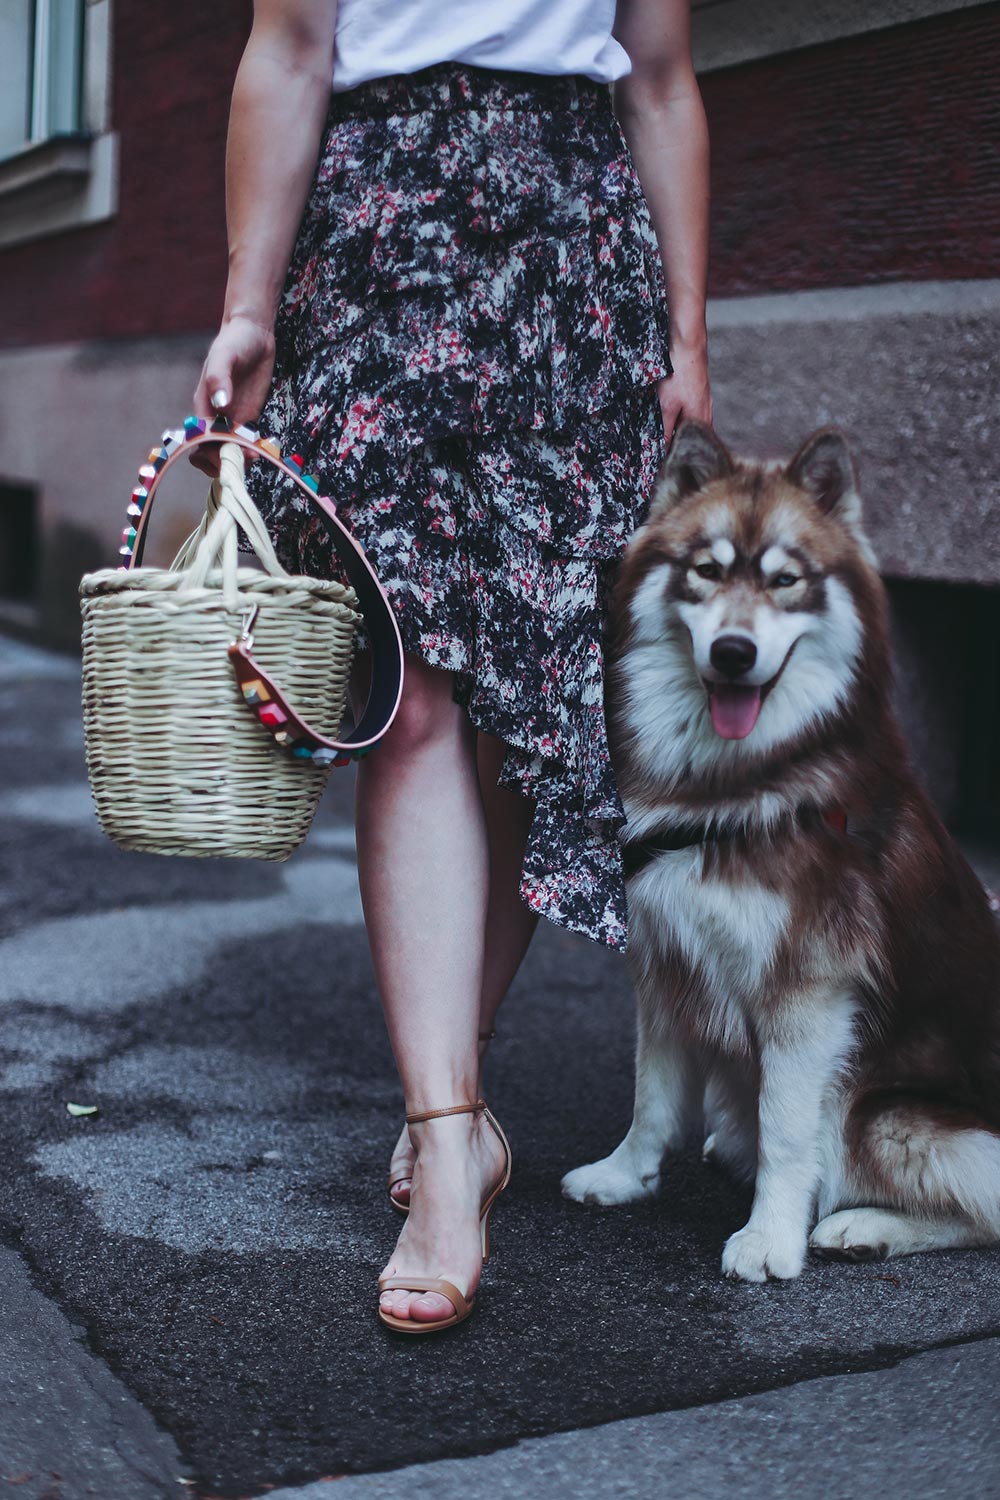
[410,1291,458,1323]
[380,1289,410,1319]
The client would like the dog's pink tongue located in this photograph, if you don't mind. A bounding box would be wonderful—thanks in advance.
[710,684,763,739]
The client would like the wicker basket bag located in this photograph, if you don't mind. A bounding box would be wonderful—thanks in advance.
[79,420,404,861]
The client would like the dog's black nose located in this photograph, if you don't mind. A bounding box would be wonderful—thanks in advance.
[710,634,757,678]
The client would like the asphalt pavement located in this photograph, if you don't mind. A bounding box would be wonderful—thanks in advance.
[1,635,999,1500]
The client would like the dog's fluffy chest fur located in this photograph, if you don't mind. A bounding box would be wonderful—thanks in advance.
[627,846,791,1053]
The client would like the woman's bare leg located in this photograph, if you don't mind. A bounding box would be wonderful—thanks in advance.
[349,649,508,1322]
[387,729,539,1206]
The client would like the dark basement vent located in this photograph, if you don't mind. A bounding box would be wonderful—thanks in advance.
[0,482,39,602]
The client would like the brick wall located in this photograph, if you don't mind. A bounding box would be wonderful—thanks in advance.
[0,0,251,349]
[702,3,1000,294]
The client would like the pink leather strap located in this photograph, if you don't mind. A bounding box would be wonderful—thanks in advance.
[126,423,404,761]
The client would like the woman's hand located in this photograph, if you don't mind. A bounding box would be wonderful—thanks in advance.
[189,315,276,476]
[657,336,712,447]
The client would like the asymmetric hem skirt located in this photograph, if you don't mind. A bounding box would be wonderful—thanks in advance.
[246,62,672,952]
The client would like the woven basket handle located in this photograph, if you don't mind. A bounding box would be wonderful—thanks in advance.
[122,423,405,763]
[172,450,287,585]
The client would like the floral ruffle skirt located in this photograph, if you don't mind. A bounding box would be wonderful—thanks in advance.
[246,62,672,951]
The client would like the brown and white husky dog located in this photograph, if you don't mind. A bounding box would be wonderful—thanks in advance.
[562,422,1000,1281]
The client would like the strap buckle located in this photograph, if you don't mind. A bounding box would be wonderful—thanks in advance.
[238,603,260,650]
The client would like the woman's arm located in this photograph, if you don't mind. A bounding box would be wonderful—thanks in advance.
[192,0,338,447]
[612,0,712,440]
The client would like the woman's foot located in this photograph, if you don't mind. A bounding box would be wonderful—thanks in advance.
[378,1106,508,1325]
[387,1033,495,1211]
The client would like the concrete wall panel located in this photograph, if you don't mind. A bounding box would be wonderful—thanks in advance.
[708,281,1000,588]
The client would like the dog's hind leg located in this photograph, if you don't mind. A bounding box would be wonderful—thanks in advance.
[810,1207,995,1259]
[810,1097,1000,1261]
[561,993,702,1206]
[702,1064,757,1180]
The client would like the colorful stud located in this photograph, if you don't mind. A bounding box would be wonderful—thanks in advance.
[286,453,304,472]
[258,703,288,728]
[301,473,320,493]
[131,485,148,505]
[138,464,157,484]
[241,678,270,706]
[258,437,281,460]
[121,526,137,546]
[183,415,207,438]
[311,748,335,767]
[118,545,133,558]
[210,415,232,434]
[274,730,293,747]
[235,424,259,442]
[333,754,352,767]
[292,745,314,759]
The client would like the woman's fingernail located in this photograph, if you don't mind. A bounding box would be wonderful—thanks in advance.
[211,389,229,409]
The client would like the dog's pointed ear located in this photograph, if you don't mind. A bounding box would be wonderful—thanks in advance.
[787,428,876,562]
[649,421,735,517]
[787,428,860,521]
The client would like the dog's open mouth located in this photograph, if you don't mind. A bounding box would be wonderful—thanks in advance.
[703,639,801,740]
[706,683,765,740]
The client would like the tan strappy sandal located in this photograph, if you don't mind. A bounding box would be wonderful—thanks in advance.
[377,1097,512,1335]
[386,1030,497,1215]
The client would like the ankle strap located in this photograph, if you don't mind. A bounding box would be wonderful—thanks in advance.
[405,1099,485,1125]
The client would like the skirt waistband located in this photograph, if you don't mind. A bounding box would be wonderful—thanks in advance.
[328,61,609,120]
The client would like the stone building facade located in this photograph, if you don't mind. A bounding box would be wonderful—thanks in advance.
[0,0,997,828]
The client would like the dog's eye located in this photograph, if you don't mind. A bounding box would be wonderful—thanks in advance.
[773,572,800,589]
[694,562,721,582]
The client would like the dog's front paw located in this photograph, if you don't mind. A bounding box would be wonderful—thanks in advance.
[721,1224,806,1282]
[561,1152,659,1206]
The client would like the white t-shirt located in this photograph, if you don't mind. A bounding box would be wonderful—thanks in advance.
[332,0,631,94]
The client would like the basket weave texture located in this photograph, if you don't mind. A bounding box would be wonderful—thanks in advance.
[79,443,362,860]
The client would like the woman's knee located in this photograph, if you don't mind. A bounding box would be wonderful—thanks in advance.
[371,651,465,757]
